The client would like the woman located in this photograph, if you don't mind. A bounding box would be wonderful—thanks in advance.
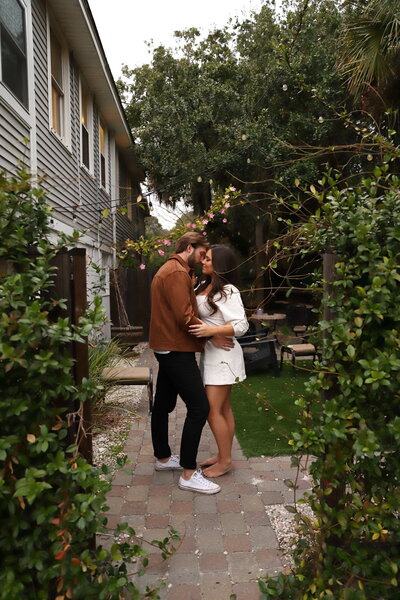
[189,245,248,477]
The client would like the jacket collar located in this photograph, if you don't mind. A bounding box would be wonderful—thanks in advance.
[167,254,190,273]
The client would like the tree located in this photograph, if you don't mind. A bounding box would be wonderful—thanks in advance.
[118,0,354,216]
[118,0,362,309]
[339,0,400,121]
[144,215,167,237]
[118,26,247,212]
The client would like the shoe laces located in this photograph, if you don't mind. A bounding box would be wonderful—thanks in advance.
[193,468,214,485]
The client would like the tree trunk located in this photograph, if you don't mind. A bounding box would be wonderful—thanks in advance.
[254,220,266,306]
[191,181,212,214]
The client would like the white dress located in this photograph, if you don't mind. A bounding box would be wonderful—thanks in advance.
[196,284,248,385]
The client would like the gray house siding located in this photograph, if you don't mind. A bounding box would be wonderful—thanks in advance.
[1,0,144,255]
[116,212,134,245]
[115,181,146,246]
[0,101,31,173]
[32,0,80,226]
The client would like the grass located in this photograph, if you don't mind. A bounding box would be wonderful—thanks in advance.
[231,363,314,457]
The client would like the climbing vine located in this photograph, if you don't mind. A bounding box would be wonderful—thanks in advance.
[118,186,241,268]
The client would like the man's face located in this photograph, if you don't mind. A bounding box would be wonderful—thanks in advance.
[188,245,207,269]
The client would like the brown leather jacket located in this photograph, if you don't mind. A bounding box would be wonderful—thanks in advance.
[149,254,205,352]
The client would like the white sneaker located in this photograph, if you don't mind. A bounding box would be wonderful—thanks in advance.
[155,455,182,471]
[178,468,221,494]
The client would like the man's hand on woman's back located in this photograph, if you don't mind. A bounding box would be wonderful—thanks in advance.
[210,335,234,351]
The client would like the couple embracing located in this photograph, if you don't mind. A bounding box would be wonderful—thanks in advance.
[149,232,248,495]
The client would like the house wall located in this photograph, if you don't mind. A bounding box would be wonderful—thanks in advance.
[0,99,31,172]
[0,0,145,337]
[31,0,113,248]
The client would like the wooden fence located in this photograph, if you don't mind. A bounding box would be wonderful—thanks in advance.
[48,248,92,462]
[110,267,156,342]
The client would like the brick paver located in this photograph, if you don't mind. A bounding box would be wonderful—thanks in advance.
[103,346,312,599]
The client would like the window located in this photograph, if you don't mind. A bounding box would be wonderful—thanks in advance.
[99,120,107,188]
[119,159,127,209]
[50,30,63,135]
[47,20,70,144]
[81,88,91,169]
[0,0,28,107]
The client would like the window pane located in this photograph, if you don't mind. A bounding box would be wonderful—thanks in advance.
[50,32,62,88]
[52,85,61,134]
[119,163,127,207]
[101,155,106,188]
[0,0,25,51]
[99,122,105,153]
[81,92,88,126]
[1,28,27,106]
[82,125,89,168]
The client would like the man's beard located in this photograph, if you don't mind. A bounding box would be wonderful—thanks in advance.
[187,251,197,269]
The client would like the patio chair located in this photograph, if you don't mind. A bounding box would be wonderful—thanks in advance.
[238,328,280,376]
[286,304,316,339]
[279,342,317,374]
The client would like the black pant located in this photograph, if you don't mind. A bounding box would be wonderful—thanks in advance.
[151,352,209,470]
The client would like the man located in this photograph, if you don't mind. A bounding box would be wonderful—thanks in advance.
[149,232,233,494]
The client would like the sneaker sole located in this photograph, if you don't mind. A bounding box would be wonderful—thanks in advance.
[155,465,182,471]
[178,482,221,494]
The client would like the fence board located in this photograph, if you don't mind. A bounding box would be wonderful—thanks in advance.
[110,267,156,341]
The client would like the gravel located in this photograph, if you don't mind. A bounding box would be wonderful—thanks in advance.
[92,342,148,474]
[265,503,314,568]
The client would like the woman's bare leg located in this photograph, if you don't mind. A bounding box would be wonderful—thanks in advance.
[223,402,235,449]
[202,384,234,477]
[201,403,235,467]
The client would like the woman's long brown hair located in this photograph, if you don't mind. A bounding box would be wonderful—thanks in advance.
[196,245,240,315]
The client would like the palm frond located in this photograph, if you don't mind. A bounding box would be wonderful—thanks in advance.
[339,0,400,97]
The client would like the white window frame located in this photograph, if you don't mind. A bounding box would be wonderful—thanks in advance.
[0,0,32,122]
[46,16,71,148]
[99,118,108,191]
[80,81,93,173]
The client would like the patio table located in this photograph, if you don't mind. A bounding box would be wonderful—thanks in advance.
[250,312,286,331]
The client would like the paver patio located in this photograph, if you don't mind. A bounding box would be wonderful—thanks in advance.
[99,346,312,599]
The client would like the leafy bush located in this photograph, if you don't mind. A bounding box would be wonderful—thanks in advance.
[260,165,400,599]
[0,171,177,599]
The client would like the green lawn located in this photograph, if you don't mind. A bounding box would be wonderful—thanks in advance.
[231,363,313,457]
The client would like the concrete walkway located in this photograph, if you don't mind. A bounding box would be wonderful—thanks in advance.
[101,347,309,599]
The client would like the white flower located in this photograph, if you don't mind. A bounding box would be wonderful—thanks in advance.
[318,116,324,123]
[282,84,288,91]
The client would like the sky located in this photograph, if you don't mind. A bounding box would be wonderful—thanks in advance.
[89,0,266,77]
[88,0,267,228]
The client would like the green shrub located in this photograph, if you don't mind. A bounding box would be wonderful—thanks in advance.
[0,171,177,599]
[260,165,400,599]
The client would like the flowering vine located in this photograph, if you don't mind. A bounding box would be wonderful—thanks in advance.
[119,186,241,268]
